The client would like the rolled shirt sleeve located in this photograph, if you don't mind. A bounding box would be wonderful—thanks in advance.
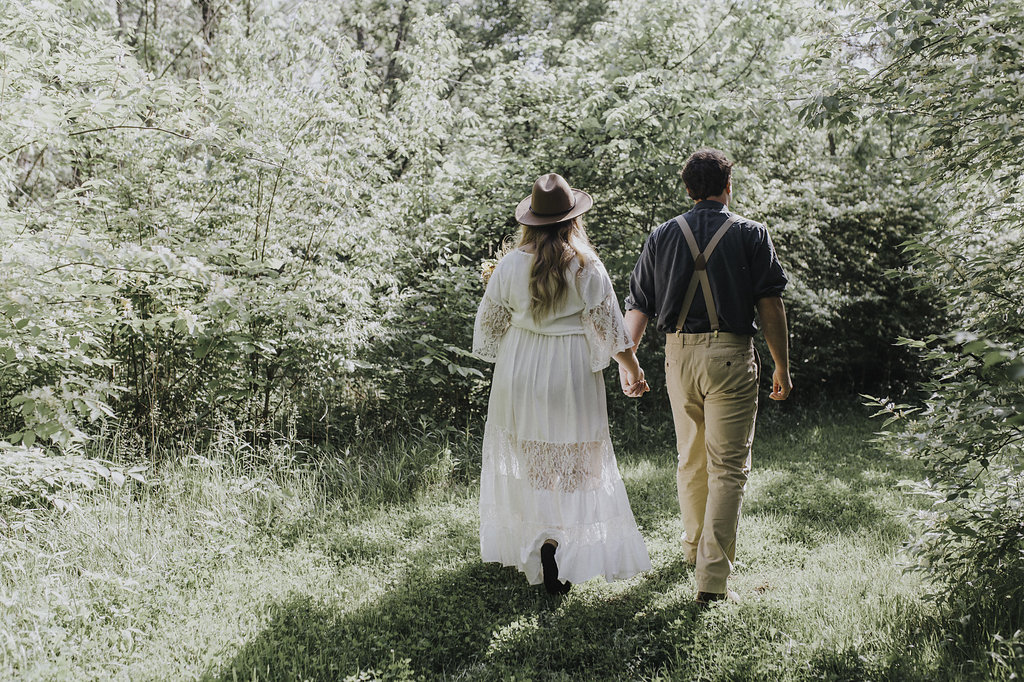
[624,232,658,318]
[750,226,788,301]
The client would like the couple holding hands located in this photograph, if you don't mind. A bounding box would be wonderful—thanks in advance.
[472,149,791,606]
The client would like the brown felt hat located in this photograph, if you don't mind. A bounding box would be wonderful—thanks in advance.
[514,173,593,226]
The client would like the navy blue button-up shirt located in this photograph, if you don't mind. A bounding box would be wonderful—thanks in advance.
[625,201,788,335]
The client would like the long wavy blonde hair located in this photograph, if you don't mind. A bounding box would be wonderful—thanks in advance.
[519,217,596,321]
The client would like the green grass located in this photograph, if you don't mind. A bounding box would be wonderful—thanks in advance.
[1,404,1016,680]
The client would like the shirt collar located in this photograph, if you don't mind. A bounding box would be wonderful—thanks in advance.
[693,200,727,211]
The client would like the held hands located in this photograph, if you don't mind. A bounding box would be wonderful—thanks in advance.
[619,363,650,398]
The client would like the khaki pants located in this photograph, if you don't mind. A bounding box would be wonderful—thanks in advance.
[664,332,758,594]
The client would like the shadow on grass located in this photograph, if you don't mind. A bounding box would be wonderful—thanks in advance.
[797,593,1024,682]
[805,644,933,682]
[207,561,534,680]
[211,404,940,680]
[208,554,711,681]
[752,402,924,481]
[623,403,919,548]
[743,470,908,545]
[744,404,921,545]
[208,551,943,681]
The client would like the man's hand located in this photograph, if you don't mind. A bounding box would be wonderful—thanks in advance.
[756,297,792,403]
[619,363,649,398]
[616,310,651,398]
[770,367,793,401]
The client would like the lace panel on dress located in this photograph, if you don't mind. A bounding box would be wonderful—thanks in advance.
[472,295,511,362]
[520,438,604,493]
[581,287,633,372]
[488,427,613,493]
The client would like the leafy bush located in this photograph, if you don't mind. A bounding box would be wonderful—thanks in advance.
[754,166,945,394]
[819,0,1024,658]
[0,443,147,529]
[0,1,401,450]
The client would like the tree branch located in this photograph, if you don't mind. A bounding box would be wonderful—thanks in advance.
[34,262,207,285]
[665,1,738,71]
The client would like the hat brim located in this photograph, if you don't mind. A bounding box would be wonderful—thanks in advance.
[514,188,593,226]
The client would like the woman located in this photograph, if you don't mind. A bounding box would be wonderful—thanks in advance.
[473,173,652,595]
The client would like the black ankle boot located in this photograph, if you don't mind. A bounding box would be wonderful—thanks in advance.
[540,543,562,595]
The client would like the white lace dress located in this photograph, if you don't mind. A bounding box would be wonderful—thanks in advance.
[472,249,652,585]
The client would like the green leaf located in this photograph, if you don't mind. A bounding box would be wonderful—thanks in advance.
[983,350,1008,367]
[962,340,989,354]
[196,337,215,360]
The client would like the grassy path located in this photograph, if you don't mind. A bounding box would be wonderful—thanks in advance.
[3,406,947,680]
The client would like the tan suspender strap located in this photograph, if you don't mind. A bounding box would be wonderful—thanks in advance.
[674,215,740,333]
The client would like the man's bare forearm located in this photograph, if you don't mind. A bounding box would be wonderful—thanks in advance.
[623,309,649,352]
[756,296,789,371]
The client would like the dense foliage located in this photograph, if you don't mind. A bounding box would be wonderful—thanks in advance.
[1,0,943,457]
[814,0,1024,663]
[1,1,399,454]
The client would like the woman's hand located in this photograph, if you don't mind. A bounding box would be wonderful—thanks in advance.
[618,363,649,398]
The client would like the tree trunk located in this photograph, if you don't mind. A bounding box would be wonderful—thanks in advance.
[384,0,412,110]
[196,0,216,44]
[116,0,127,40]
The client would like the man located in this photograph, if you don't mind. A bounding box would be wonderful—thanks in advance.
[621,148,792,607]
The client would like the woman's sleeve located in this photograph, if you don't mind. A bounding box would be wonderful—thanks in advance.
[580,261,634,372]
[472,265,511,363]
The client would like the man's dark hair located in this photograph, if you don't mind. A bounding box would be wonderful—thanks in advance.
[681,149,733,201]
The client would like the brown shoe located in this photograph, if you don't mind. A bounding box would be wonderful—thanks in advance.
[695,591,725,609]
[695,590,740,609]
